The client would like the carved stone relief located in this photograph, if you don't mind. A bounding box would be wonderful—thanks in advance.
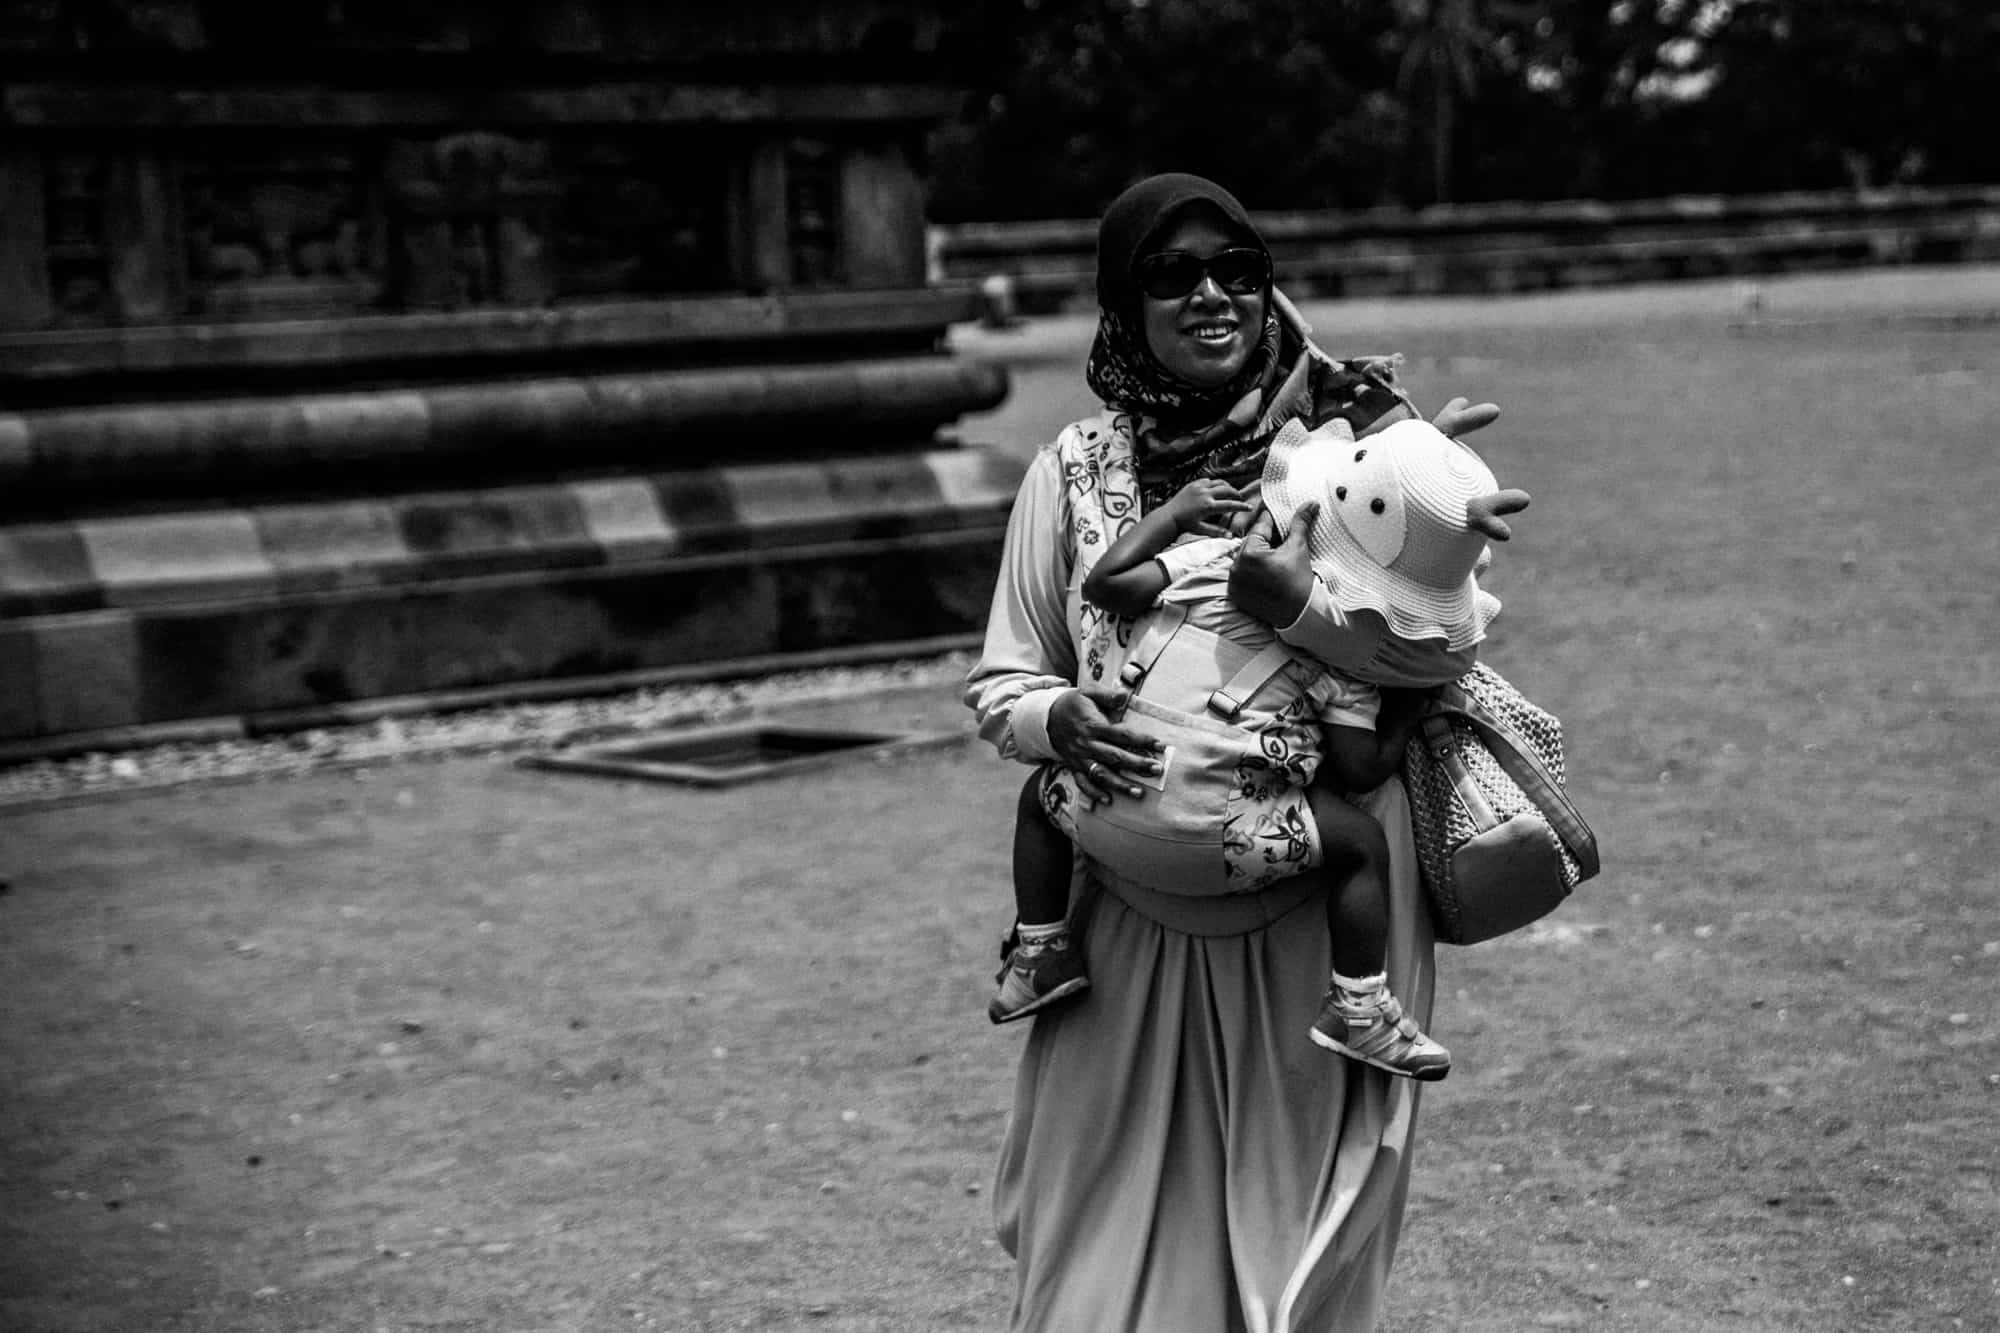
[548,138,729,298]
[785,141,841,287]
[385,132,560,309]
[182,147,382,316]
[44,153,111,323]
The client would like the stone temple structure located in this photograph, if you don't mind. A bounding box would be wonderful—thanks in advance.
[0,1,1016,751]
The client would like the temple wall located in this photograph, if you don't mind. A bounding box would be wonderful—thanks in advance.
[0,1,1017,752]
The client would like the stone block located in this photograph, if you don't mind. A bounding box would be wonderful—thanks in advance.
[0,624,40,736]
[924,448,1026,513]
[393,486,599,579]
[76,511,276,608]
[32,611,140,733]
[0,521,98,614]
[254,500,414,592]
[565,479,680,564]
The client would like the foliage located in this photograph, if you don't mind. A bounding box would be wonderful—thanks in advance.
[927,0,2000,220]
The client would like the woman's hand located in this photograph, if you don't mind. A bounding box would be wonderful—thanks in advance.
[1229,501,1319,628]
[1048,688,1164,803]
[1163,479,1253,537]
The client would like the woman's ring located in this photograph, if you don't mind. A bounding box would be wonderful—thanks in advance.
[1087,761,1106,782]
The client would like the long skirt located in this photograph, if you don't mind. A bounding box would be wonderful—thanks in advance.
[993,780,1436,1333]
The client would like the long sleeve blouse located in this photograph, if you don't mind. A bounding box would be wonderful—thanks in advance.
[964,445,1077,765]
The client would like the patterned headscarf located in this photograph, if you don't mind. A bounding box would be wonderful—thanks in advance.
[1083,173,1408,512]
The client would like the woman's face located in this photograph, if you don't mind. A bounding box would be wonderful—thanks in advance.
[1137,214,1268,390]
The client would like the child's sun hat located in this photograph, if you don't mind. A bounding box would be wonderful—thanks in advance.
[1261,416,1526,649]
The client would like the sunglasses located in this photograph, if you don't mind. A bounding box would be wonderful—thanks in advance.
[1132,247,1272,300]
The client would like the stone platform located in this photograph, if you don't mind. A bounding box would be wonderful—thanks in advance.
[0,445,1022,745]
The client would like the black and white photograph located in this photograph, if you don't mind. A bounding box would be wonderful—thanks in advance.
[2,3,1994,1329]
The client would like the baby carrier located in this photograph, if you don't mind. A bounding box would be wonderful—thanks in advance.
[1055,599,1323,897]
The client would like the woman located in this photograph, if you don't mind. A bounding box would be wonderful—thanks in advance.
[964,173,1496,1332]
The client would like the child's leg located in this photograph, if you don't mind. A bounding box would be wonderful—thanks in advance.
[1012,769,1073,930]
[1304,784,1450,1079]
[991,769,1091,1025]
[1306,784,1392,980]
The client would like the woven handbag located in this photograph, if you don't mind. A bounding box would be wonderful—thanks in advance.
[1403,663,1600,945]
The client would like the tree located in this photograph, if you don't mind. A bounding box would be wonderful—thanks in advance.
[1391,0,1489,204]
[924,0,2000,219]
[1694,0,2000,191]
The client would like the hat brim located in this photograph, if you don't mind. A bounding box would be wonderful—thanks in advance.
[1263,419,1495,650]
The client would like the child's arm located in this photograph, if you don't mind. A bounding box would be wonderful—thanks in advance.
[1082,479,1251,617]
[1318,689,1427,791]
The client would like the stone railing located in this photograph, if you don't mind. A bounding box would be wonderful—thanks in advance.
[933,186,2000,315]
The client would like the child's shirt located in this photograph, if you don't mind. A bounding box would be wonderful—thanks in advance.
[1162,536,1492,694]
[1152,535,1379,738]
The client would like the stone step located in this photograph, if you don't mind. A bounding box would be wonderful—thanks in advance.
[0,447,1024,745]
[0,355,1008,505]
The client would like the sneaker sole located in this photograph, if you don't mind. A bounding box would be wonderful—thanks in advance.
[1309,1026,1451,1080]
[987,977,1091,1025]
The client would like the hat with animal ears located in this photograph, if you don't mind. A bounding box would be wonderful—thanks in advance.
[1260,416,1529,650]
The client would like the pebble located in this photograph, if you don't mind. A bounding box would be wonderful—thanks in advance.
[0,652,975,809]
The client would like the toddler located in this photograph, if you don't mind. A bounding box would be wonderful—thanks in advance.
[989,417,1528,1081]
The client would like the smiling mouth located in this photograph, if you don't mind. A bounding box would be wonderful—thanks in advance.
[1183,321,1238,343]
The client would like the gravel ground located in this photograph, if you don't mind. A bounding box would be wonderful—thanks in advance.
[0,651,977,813]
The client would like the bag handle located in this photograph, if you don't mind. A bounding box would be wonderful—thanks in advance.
[1428,684,1601,880]
[1419,713,1498,831]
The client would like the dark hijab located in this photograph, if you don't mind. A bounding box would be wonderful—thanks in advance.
[1083,172,1412,511]
[1085,174,1283,434]
[1093,172,1265,314]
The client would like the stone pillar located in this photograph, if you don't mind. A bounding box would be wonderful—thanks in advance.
[0,150,52,332]
[841,138,928,289]
[105,152,181,323]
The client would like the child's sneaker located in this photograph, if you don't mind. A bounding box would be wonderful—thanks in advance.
[988,934,1090,1024]
[1310,987,1451,1080]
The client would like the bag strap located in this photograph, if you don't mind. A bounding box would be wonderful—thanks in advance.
[1429,685,1601,879]
[1420,713,1497,830]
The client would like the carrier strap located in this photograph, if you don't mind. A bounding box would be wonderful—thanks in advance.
[1206,644,1300,720]
[1117,602,1187,689]
[1116,602,1303,722]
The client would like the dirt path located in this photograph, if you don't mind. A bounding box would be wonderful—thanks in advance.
[5,268,1998,1330]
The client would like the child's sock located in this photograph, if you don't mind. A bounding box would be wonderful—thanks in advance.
[1331,969,1388,1008]
[1016,919,1069,951]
